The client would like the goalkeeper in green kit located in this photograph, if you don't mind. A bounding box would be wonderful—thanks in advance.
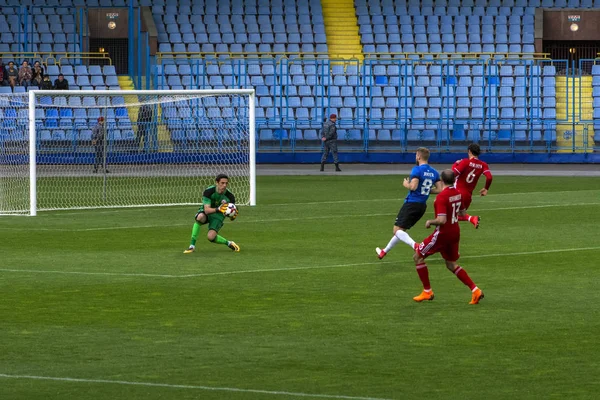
[184,174,240,253]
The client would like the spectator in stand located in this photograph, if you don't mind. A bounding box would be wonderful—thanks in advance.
[18,60,33,88]
[40,75,53,90]
[0,59,7,86]
[32,71,43,88]
[54,73,69,90]
[6,61,18,88]
[33,61,44,75]
[32,61,44,88]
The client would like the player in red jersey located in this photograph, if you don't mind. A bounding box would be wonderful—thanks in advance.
[412,169,484,305]
[452,143,493,229]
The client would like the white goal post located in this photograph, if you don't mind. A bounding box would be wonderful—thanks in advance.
[0,89,256,216]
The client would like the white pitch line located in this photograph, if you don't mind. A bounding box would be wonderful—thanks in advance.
[0,268,184,278]
[1,201,599,232]
[458,246,600,260]
[483,188,600,197]
[475,202,600,212]
[27,188,600,216]
[0,246,599,279]
[0,373,393,400]
[0,260,397,279]
[178,260,393,277]
[269,188,600,206]
[268,198,400,206]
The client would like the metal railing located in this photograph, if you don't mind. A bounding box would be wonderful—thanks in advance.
[149,53,600,153]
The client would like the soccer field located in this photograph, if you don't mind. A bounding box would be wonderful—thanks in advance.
[1,174,599,400]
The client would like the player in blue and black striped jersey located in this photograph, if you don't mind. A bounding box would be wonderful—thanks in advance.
[376,147,442,260]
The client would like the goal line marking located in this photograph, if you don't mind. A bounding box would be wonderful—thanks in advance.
[0,246,598,279]
[0,373,392,400]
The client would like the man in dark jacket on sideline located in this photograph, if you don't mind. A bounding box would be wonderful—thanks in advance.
[92,117,109,173]
[320,113,341,172]
[136,102,154,152]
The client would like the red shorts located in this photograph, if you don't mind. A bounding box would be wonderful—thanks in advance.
[417,229,460,262]
[458,190,472,211]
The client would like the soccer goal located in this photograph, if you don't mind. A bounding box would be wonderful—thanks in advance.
[0,89,256,216]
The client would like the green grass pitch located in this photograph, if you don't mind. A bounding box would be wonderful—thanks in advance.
[1,175,599,400]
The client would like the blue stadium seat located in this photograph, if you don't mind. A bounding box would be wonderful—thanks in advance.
[90,76,104,87]
[259,129,274,141]
[378,130,392,141]
[103,66,117,76]
[52,130,67,141]
[40,130,52,141]
[543,109,556,119]
[544,66,557,76]
[544,130,557,142]
[345,129,361,140]
[543,77,556,87]
[303,130,318,140]
[406,130,420,141]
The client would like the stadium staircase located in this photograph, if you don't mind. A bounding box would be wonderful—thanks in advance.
[321,0,363,61]
[555,76,595,152]
[118,75,173,152]
[118,75,142,150]
[137,76,173,152]
[118,75,135,90]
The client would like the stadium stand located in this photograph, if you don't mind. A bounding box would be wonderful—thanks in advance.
[152,0,327,57]
[1,0,598,153]
[355,0,536,57]
[148,0,564,150]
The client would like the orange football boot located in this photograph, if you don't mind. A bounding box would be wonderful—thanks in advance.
[469,288,484,305]
[413,290,435,302]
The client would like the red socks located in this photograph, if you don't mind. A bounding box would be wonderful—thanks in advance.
[416,263,431,291]
[454,266,476,291]
[416,264,477,293]
[458,214,479,227]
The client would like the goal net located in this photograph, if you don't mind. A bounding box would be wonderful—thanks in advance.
[0,89,255,215]
[0,93,29,215]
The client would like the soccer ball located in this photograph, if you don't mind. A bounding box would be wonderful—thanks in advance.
[224,203,238,217]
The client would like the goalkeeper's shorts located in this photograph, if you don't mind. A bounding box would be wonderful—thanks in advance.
[194,208,224,232]
[206,214,225,232]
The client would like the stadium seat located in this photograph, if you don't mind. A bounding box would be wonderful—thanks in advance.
[140,0,563,154]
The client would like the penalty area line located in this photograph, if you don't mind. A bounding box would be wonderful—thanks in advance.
[0,373,393,400]
[18,188,599,217]
[0,247,599,279]
[42,188,600,214]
